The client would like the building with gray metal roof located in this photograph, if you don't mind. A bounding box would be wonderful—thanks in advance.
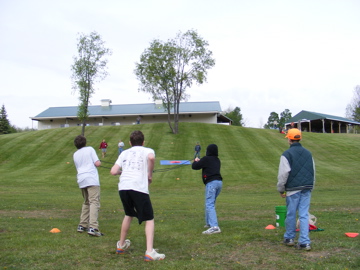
[31,100,231,130]
[286,110,360,133]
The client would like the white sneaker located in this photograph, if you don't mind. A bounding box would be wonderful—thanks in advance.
[77,225,88,233]
[144,249,165,261]
[116,239,131,254]
[202,226,221,234]
[87,227,103,237]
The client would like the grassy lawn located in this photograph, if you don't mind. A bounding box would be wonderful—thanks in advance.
[0,123,359,269]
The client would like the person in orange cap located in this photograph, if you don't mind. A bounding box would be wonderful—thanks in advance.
[277,128,316,251]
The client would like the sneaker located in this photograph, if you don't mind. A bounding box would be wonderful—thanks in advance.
[283,238,295,246]
[87,227,103,237]
[77,225,88,233]
[295,243,311,251]
[144,249,165,261]
[116,239,131,254]
[202,226,221,234]
[204,224,210,228]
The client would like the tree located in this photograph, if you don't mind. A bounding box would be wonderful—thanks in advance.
[71,31,112,135]
[0,104,11,134]
[225,106,244,126]
[134,29,215,134]
[279,109,292,129]
[264,112,279,129]
[346,85,360,122]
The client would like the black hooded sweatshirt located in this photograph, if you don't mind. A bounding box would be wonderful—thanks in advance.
[191,144,223,185]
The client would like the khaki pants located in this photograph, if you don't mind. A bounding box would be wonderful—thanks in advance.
[79,186,100,229]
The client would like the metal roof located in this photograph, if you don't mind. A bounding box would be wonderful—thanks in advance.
[33,101,222,119]
[286,110,360,125]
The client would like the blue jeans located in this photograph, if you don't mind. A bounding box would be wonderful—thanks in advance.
[284,189,312,244]
[205,180,222,227]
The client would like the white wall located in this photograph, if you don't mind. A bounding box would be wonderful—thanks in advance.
[36,113,219,130]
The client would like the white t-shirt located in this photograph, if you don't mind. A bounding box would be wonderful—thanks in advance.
[115,146,155,194]
[73,146,100,188]
[118,142,125,148]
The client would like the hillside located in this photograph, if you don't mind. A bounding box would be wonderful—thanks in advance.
[1,122,359,190]
[1,122,359,214]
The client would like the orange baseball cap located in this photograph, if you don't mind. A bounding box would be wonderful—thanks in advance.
[285,128,302,140]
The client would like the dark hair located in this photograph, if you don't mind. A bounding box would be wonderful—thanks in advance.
[130,130,144,146]
[74,135,86,149]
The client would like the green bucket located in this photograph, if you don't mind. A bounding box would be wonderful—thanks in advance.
[275,206,287,227]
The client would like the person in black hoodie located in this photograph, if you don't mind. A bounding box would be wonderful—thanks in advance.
[192,144,223,234]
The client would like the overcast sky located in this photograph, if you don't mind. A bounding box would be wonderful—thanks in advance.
[1,0,360,129]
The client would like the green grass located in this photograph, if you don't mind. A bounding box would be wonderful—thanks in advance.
[0,123,359,269]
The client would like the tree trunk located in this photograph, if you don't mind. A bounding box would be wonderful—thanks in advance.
[81,120,86,136]
[174,99,180,134]
[81,95,89,136]
[166,106,175,134]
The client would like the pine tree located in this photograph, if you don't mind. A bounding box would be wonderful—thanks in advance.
[225,106,244,126]
[0,104,11,134]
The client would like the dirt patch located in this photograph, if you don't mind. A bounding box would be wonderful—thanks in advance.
[216,241,353,269]
[0,209,76,219]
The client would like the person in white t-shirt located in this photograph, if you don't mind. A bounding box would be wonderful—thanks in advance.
[73,135,103,237]
[110,130,165,261]
[118,140,125,155]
